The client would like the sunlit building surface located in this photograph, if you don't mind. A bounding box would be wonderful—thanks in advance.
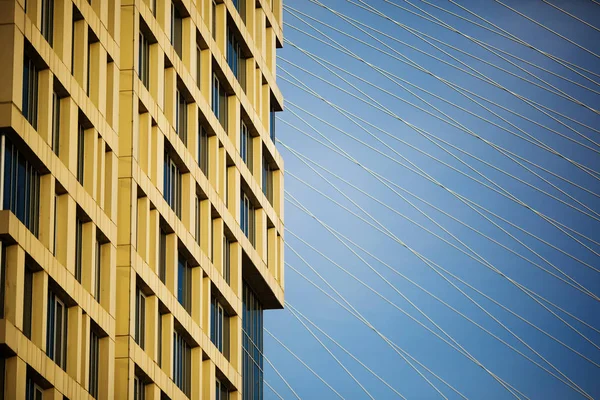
[0,0,284,398]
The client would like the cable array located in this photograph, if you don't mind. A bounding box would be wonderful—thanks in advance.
[264,0,600,398]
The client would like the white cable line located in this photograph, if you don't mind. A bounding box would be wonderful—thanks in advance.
[541,0,600,33]
[284,157,594,398]
[285,243,455,400]
[277,51,600,203]
[279,112,600,275]
[279,69,600,282]
[279,53,600,224]
[265,380,286,400]
[287,5,600,111]
[283,19,600,180]
[390,0,600,87]
[345,0,600,124]
[265,330,347,399]
[280,60,600,261]
[286,304,408,399]
[444,0,600,84]
[378,0,600,117]
[286,200,595,398]
[264,355,303,400]
[283,12,600,165]
[278,121,600,353]
[285,305,376,400]
[492,0,600,60]
[286,195,600,370]
[286,263,472,400]
[281,72,600,275]
[288,3,600,138]
[281,140,599,302]
[416,0,600,101]
[342,0,600,158]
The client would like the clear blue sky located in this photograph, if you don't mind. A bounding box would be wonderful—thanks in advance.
[265,0,600,398]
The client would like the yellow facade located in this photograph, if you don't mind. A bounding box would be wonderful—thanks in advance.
[0,0,284,398]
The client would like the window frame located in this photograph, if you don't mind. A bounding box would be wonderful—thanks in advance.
[46,290,68,370]
[89,328,100,398]
[139,30,150,89]
[135,287,146,349]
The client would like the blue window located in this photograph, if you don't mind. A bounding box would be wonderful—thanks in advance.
[46,289,68,370]
[211,296,229,359]
[163,152,182,217]
[173,329,191,396]
[243,283,263,400]
[22,53,38,129]
[178,255,192,313]
[2,136,40,236]
[269,108,276,142]
[212,73,227,130]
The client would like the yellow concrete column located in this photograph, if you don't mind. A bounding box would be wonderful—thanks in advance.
[202,359,216,400]
[255,8,266,59]
[114,358,132,400]
[89,41,108,116]
[200,199,212,260]
[4,244,24,330]
[67,305,83,383]
[99,337,116,400]
[72,19,88,90]
[38,174,55,252]
[208,135,220,191]
[164,67,177,129]
[0,25,22,106]
[92,0,108,29]
[26,0,41,31]
[120,4,137,71]
[44,388,64,400]
[213,218,224,275]
[54,0,73,68]
[251,135,262,179]
[4,356,26,400]
[115,266,133,336]
[227,164,239,218]
[245,0,255,42]
[230,314,242,373]
[101,243,116,316]
[166,232,178,296]
[200,46,212,103]
[227,93,240,143]
[267,227,277,275]
[157,0,171,40]
[59,96,78,174]
[106,60,119,130]
[84,127,99,199]
[161,312,174,377]
[136,110,149,174]
[244,58,256,112]
[182,173,195,234]
[55,193,76,274]
[191,265,203,326]
[137,196,150,262]
[230,241,242,298]
[201,276,211,333]
[187,102,199,161]
[96,138,106,210]
[255,208,267,262]
[37,69,53,146]
[148,209,160,275]
[150,45,165,110]
[105,149,118,223]
[117,178,135,246]
[215,3,227,55]
[31,270,48,351]
[183,16,195,73]
[261,83,270,132]
[273,168,283,219]
[80,312,91,387]
[119,92,138,159]
[145,295,159,362]
[191,346,203,400]
[266,26,276,75]
[81,221,97,295]
[218,146,226,201]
